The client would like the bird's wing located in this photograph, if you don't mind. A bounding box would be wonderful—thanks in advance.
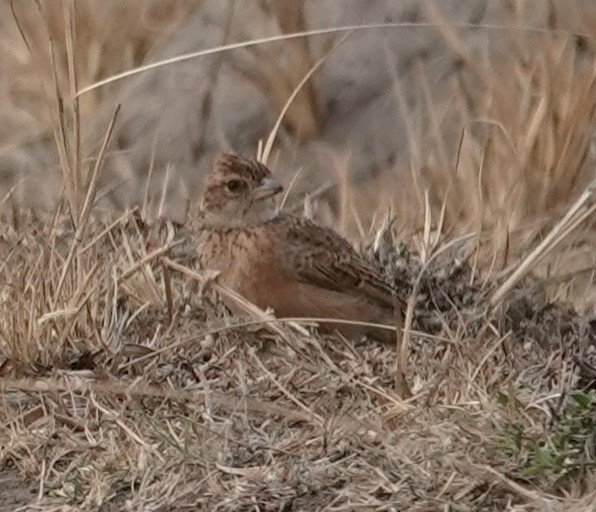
[277,215,400,309]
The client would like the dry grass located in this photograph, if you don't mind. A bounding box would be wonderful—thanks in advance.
[0,1,596,511]
[232,0,321,141]
[1,211,594,511]
[0,0,199,209]
[354,8,596,311]
[1,206,594,511]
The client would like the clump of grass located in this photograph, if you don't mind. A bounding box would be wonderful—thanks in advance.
[0,0,198,209]
[496,390,596,488]
[354,8,596,311]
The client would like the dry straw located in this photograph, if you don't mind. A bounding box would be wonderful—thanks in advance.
[0,1,595,510]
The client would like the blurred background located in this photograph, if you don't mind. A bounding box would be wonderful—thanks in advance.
[1,0,595,307]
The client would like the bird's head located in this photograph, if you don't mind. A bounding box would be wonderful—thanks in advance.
[200,153,284,228]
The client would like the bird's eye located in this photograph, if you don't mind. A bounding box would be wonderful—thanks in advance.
[225,179,247,193]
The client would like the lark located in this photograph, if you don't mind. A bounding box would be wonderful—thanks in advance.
[195,153,404,343]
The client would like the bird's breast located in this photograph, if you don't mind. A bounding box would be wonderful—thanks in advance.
[196,226,274,297]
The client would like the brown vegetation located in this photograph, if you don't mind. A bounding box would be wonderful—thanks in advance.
[0,1,595,510]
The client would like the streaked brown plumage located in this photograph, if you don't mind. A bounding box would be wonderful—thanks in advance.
[195,153,403,343]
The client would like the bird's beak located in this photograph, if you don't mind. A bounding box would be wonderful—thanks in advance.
[252,177,284,201]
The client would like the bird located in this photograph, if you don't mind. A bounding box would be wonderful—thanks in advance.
[195,152,404,344]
